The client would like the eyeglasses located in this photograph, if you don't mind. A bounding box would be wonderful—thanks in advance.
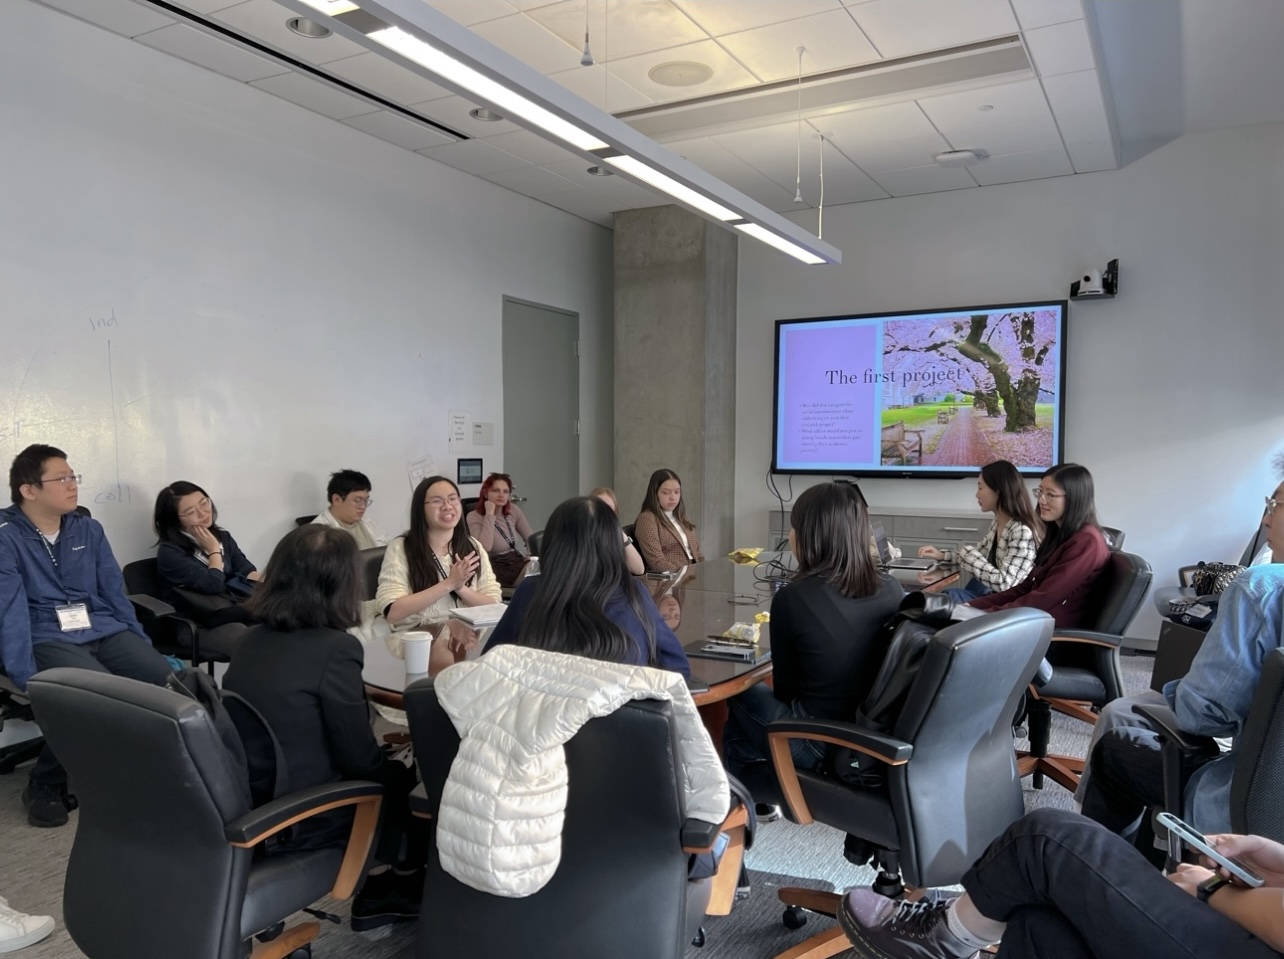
[1266,496,1281,515]
[349,497,372,508]
[36,474,81,487]
[425,495,462,509]
[1033,488,1065,501]
[178,496,212,520]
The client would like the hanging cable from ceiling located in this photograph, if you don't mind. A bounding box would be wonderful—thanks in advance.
[813,132,831,239]
[793,46,805,204]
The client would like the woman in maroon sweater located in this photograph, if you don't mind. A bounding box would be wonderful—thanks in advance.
[967,463,1109,628]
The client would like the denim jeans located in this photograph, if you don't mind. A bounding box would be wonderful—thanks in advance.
[964,808,1279,959]
[722,683,825,781]
[942,576,991,604]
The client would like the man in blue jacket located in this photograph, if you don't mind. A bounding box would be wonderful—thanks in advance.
[0,444,172,827]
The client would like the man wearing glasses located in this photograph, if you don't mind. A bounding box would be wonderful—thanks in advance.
[312,469,386,549]
[0,444,171,827]
[1077,481,1284,850]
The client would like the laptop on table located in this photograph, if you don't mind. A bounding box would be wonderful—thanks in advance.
[873,522,936,570]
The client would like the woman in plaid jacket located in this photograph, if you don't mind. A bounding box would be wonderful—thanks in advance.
[919,459,1042,603]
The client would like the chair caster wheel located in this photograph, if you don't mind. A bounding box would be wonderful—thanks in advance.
[782,906,808,930]
[287,948,311,959]
[690,926,706,948]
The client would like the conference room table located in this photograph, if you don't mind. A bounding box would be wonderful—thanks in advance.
[361,554,959,735]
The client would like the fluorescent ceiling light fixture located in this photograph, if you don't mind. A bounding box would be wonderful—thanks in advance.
[603,155,739,222]
[369,27,608,152]
[296,0,359,15]
[735,224,826,266]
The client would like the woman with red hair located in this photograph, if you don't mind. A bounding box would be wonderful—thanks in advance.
[466,472,534,588]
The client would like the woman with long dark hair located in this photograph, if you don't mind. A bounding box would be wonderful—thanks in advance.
[466,472,534,588]
[484,496,689,675]
[722,481,904,779]
[633,468,704,572]
[375,476,501,646]
[223,525,423,932]
[154,481,260,636]
[919,459,1042,603]
[968,463,1110,628]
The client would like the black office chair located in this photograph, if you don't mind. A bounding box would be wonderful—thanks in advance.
[0,667,42,774]
[294,515,317,527]
[404,679,712,959]
[527,529,544,556]
[1138,647,1284,865]
[755,608,1053,955]
[461,497,480,516]
[1101,526,1126,550]
[27,668,382,959]
[359,546,386,602]
[122,558,245,672]
[1019,549,1153,791]
[623,523,637,542]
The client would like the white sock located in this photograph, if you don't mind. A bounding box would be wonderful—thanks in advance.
[946,897,1004,950]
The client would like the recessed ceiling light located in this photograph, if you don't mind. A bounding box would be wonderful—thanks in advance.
[285,16,331,39]
[648,60,714,88]
[978,104,995,112]
[586,165,614,176]
[934,149,986,168]
[468,107,505,122]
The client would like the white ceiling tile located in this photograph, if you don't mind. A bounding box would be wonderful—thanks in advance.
[548,64,654,112]
[342,110,456,150]
[525,0,710,62]
[535,190,618,227]
[968,146,1073,185]
[479,129,578,165]
[35,0,175,38]
[210,0,368,65]
[410,95,522,136]
[469,13,582,74]
[426,0,520,26]
[1042,69,1112,145]
[134,22,287,82]
[918,78,1062,156]
[484,165,582,196]
[542,156,627,188]
[814,102,949,172]
[324,52,453,106]
[1063,138,1116,173]
[417,139,531,175]
[666,137,801,211]
[606,40,760,102]
[867,164,977,196]
[711,122,812,188]
[250,71,374,119]
[808,150,890,204]
[847,0,1018,58]
[1024,19,1095,78]
[717,9,880,83]
[1009,0,1083,31]
[673,0,843,37]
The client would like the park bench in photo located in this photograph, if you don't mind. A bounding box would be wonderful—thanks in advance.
[881,421,924,464]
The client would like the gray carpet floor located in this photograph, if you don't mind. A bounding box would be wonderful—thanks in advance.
[0,652,1154,959]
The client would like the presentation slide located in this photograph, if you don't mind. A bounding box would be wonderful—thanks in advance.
[773,303,1065,476]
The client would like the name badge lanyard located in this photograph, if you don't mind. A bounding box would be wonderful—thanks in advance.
[494,516,520,553]
[431,551,461,607]
[41,536,74,605]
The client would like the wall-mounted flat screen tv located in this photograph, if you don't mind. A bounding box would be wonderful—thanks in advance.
[772,300,1067,477]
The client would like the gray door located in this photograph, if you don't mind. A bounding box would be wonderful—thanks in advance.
[502,297,579,532]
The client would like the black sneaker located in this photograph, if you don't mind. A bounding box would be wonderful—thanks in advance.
[838,888,977,959]
[350,871,420,932]
[22,782,69,828]
[754,803,782,823]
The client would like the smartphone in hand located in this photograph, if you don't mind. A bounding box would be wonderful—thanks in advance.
[1157,812,1266,887]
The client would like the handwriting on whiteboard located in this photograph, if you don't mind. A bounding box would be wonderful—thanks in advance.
[88,309,118,332]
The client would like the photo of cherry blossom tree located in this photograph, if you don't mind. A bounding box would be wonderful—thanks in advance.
[879,308,1060,468]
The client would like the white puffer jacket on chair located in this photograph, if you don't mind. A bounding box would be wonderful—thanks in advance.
[432,644,731,898]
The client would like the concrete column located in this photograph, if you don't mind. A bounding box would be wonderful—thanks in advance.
[613,205,737,556]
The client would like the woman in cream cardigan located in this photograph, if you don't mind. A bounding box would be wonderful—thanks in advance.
[633,468,704,572]
[376,476,501,672]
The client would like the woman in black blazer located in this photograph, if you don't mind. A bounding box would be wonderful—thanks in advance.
[223,525,421,933]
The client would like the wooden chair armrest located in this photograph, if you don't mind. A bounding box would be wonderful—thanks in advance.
[766,718,912,826]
